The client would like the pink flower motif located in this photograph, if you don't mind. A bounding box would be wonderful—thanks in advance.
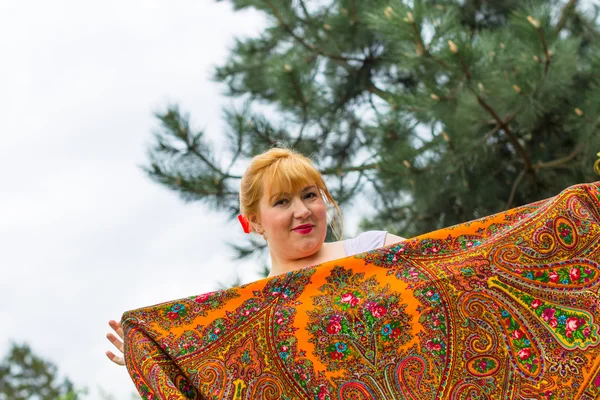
[426,290,434,297]
[330,315,342,323]
[243,309,251,316]
[330,351,343,360]
[432,246,440,253]
[511,329,524,340]
[478,360,488,370]
[541,308,556,322]
[466,241,473,247]
[565,317,580,332]
[371,305,387,318]
[570,267,581,282]
[583,326,591,337]
[317,385,329,400]
[518,348,531,360]
[531,299,542,309]
[280,345,289,352]
[566,330,573,338]
[433,319,441,327]
[365,302,377,311]
[549,318,558,328]
[195,293,210,303]
[276,317,284,324]
[214,328,221,334]
[549,270,559,283]
[341,292,354,303]
[327,322,342,334]
[350,297,361,307]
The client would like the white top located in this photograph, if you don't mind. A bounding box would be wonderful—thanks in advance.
[343,230,388,256]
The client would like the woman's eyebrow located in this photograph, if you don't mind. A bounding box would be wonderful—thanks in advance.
[269,186,316,201]
[269,192,289,202]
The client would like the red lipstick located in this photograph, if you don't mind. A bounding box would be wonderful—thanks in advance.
[293,224,314,234]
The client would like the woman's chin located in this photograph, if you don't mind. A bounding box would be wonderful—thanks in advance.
[296,240,324,256]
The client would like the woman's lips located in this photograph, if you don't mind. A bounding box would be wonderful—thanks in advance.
[293,226,314,234]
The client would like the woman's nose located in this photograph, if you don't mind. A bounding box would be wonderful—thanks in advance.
[293,200,311,218]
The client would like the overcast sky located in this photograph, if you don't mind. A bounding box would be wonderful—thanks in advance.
[0,1,275,397]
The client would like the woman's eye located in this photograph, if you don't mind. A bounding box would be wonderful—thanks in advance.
[305,192,317,199]
[274,199,288,206]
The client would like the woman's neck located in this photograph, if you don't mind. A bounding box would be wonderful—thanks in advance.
[267,243,329,278]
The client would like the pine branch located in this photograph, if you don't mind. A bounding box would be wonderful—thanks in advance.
[367,84,427,112]
[505,169,526,209]
[406,17,450,69]
[320,162,378,175]
[536,144,584,169]
[263,0,363,66]
[473,114,516,149]
[473,92,536,179]
[446,42,536,180]
[335,170,365,204]
[527,17,552,76]
[349,0,358,26]
[186,146,241,180]
[555,0,578,34]
[285,69,309,148]
[155,107,241,180]
[505,144,584,209]
[367,84,391,103]
[298,0,311,20]
[247,118,278,147]
[225,128,244,177]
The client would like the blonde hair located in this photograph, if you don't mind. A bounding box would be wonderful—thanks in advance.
[239,146,344,240]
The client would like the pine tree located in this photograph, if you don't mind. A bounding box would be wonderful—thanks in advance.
[0,343,85,400]
[142,0,600,277]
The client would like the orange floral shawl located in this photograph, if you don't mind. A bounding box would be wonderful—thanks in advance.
[122,182,600,399]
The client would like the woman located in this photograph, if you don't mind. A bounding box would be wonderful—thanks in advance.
[106,146,406,366]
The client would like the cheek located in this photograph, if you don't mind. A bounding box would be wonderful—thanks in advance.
[314,203,328,223]
[264,210,289,233]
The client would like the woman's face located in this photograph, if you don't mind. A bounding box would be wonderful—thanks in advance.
[255,183,328,260]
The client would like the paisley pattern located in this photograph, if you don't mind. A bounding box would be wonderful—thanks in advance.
[122,182,600,399]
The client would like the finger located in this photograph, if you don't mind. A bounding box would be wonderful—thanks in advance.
[105,350,125,366]
[106,332,124,353]
[108,320,124,339]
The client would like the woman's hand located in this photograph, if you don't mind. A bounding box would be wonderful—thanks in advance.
[105,320,125,366]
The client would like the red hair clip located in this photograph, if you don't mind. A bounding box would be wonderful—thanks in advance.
[238,214,251,234]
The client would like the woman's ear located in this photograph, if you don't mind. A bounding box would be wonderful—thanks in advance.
[249,215,264,234]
